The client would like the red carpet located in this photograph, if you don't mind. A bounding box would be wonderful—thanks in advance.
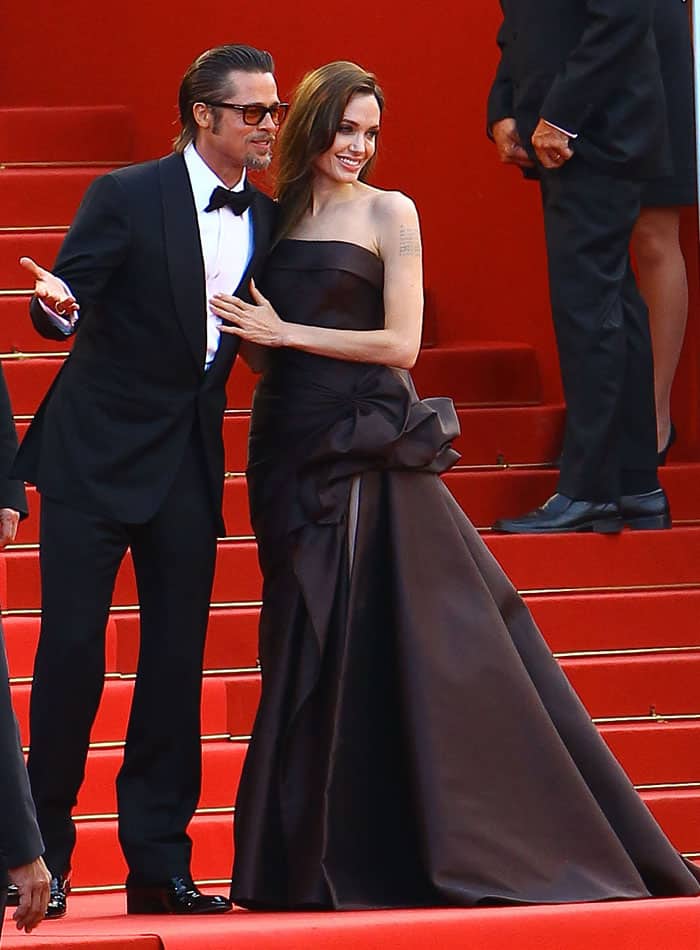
[4,893,700,950]
[2,101,700,949]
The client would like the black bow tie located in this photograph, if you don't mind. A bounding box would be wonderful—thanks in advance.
[205,186,254,215]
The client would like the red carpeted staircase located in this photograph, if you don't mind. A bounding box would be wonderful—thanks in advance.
[2,105,700,950]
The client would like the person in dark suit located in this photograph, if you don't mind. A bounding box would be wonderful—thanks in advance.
[0,365,51,936]
[487,0,672,533]
[12,44,280,917]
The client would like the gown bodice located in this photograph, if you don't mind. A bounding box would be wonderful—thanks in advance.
[248,238,460,541]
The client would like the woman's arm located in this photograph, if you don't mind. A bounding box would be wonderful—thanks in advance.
[212,192,424,370]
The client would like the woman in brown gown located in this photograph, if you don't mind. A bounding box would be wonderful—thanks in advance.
[211,61,700,910]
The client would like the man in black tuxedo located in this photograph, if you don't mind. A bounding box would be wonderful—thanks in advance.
[0,366,51,936]
[13,44,280,916]
[488,0,672,533]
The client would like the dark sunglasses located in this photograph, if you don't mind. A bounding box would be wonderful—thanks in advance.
[204,101,289,126]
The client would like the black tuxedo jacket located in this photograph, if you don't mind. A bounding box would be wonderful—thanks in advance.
[0,632,43,889]
[13,153,277,532]
[0,367,39,889]
[487,0,671,179]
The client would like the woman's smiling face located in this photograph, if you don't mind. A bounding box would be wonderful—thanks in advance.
[313,93,381,184]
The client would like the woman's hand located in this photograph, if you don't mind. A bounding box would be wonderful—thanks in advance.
[211,280,288,347]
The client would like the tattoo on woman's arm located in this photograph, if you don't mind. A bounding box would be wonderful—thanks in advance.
[399,225,421,256]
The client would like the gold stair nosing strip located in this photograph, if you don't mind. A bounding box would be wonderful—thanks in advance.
[0,225,69,233]
[635,782,700,792]
[593,713,700,725]
[3,600,264,618]
[554,645,700,660]
[0,161,127,170]
[71,878,232,895]
[3,353,69,362]
[519,582,700,596]
[11,665,261,686]
[7,535,259,551]
[21,733,234,755]
[73,805,235,824]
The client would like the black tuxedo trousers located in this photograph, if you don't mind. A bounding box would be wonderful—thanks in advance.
[27,423,217,882]
[540,158,658,500]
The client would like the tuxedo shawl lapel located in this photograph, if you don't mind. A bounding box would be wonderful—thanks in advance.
[159,153,207,374]
[212,183,274,368]
[237,183,272,299]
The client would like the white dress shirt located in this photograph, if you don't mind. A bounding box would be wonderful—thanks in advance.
[43,143,254,371]
[183,142,253,368]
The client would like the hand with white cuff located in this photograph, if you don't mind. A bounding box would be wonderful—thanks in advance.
[532,119,574,169]
[19,256,79,322]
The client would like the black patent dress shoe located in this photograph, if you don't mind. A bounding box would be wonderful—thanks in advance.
[620,488,671,530]
[126,876,233,915]
[657,423,677,467]
[493,493,623,534]
[46,875,70,918]
[5,875,69,919]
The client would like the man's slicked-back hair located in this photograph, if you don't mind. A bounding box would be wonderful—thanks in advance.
[174,44,275,153]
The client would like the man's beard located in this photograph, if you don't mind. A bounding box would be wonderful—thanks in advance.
[245,152,273,170]
[245,139,274,171]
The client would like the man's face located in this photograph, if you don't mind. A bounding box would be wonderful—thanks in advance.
[196,70,280,172]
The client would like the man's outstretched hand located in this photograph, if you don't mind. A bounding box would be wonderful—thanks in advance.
[19,257,79,317]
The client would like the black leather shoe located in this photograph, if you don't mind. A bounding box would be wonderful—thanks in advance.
[657,423,677,467]
[5,875,69,918]
[493,493,623,534]
[126,876,233,915]
[620,488,671,530]
[46,875,70,919]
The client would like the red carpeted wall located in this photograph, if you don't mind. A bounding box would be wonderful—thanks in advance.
[2,0,698,451]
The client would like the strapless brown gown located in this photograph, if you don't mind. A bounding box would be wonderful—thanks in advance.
[230,239,700,909]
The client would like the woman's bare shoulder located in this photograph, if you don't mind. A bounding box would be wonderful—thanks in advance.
[366,187,418,221]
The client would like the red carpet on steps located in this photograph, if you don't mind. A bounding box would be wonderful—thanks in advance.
[4,893,700,950]
[3,100,700,950]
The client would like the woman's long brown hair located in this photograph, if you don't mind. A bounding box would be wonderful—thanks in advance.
[275,61,385,242]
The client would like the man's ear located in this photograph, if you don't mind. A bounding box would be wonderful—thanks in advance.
[192,102,212,131]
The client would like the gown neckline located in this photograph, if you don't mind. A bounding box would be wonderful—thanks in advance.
[279,237,382,263]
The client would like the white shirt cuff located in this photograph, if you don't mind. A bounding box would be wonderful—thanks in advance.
[37,278,79,334]
[542,119,578,139]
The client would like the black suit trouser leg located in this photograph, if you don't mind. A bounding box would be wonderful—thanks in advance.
[28,500,129,876]
[28,428,218,882]
[539,159,658,501]
[117,430,217,885]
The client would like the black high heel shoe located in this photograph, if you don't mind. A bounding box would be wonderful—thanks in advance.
[657,422,676,467]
